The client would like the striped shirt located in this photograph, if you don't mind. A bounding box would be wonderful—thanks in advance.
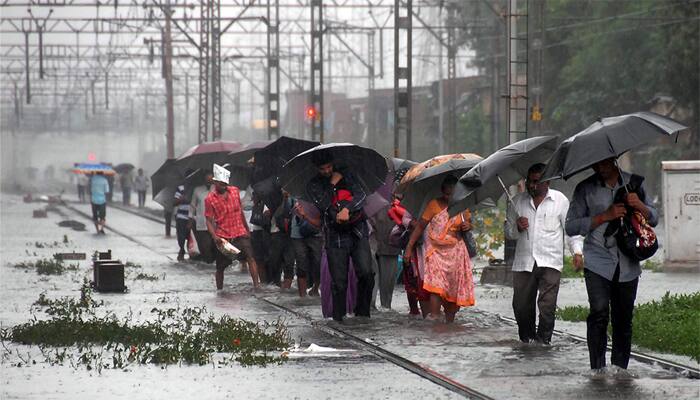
[174,185,190,220]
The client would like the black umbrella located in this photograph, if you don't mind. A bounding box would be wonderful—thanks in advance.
[448,136,559,216]
[252,136,319,183]
[227,140,272,168]
[391,157,418,173]
[279,142,388,200]
[401,155,483,218]
[541,112,688,181]
[113,163,135,174]
[175,141,244,172]
[151,159,183,201]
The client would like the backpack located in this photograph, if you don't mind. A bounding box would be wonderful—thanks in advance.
[604,174,658,262]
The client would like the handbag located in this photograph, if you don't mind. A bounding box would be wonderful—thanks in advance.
[604,174,658,262]
[462,230,478,259]
[458,212,478,258]
[250,201,271,230]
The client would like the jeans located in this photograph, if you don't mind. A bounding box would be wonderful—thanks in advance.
[326,237,375,321]
[584,267,638,369]
[137,190,146,208]
[512,263,561,343]
[292,236,322,282]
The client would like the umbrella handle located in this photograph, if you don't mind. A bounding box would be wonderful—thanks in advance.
[498,175,529,241]
[614,159,630,195]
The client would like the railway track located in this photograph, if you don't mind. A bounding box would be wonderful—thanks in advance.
[62,201,700,393]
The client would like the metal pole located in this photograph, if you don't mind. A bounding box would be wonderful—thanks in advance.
[394,0,412,158]
[38,27,44,79]
[210,0,222,140]
[164,3,175,158]
[104,71,109,109]
[198,0,210,143]
[438,33,444,155]
[91,79,96,115]
[24,31,31,104]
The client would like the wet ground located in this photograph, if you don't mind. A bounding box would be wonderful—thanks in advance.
[1,194,698,399]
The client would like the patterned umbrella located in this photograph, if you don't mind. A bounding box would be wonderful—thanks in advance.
[72,163,115,176]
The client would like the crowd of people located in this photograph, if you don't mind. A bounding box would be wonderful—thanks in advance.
[73,143,657,377]
[77,166,150,235]
[162,142,655,377]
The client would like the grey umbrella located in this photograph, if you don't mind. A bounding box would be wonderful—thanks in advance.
[402,156,483,218]
[279,143,388,200]
[541,112,687,181]
[448,136,559,216]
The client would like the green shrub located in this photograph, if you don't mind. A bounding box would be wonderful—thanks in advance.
[2,280,290,370]
[557,292,700,362]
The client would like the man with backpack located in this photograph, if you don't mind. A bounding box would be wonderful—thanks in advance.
[566,157,658,379]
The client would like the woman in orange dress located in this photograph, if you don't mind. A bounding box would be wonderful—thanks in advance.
[403,175,475,323]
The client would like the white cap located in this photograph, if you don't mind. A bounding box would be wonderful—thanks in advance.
[212,163,230,184]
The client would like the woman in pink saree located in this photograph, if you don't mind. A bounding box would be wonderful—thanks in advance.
[403,175,475,323]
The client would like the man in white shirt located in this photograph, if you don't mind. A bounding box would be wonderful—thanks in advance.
[189,170,215,263]
[505,163,584,344]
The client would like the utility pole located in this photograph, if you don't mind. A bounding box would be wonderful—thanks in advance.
[367,30,376,147]
[24,31,31,104]
[164,2,175,158]
[210,0,222,140]
[506,0,528,145]
[198,0,210,143]
[105,71,109,110]
[267,0,280,139]
[394,0,412,158]
[447,5,457,152]
[310,0,324,142]
[438,31,444,155]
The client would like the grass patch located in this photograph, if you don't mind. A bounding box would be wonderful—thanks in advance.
[642,259,663,273]
[556,292,700,362]
[134,273,159,281]
[124,261,142,269]
[555,305,588,322]
[560,255,583,279]
[12,258,79,275]
[1,280,291,371]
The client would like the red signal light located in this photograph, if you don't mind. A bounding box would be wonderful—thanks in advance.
[305,105,317,120]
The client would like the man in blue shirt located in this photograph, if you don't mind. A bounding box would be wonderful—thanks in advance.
[90,171,110,234]
[566,157,657,377]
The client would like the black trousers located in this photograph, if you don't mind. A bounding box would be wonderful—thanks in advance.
[194,230,216,263]
[512,263,561,343]
[175,218,190,252]
[164,211,173,236]
[267,232,295,284]
[584,267,638,369]
[326,237,375,321]
[122,187,131,205]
